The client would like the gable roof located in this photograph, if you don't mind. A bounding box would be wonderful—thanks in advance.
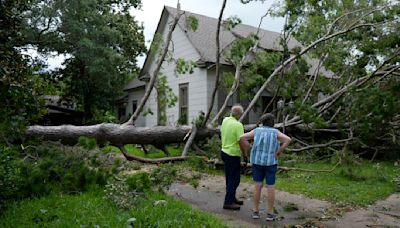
[125,6,335,90]
[123,75,145,91]
[165,6,303,64]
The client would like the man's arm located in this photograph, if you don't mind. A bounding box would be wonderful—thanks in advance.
[239,130,254,159]
[276,130,291,158]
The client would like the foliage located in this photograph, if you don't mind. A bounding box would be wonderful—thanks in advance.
[156,73,177,125]
[149,33,164,55]
[224,33,259,65]
[24,0,146,122]
[260,0,400,154]
[223,15,242,30]
[78,136,97,150]
[0,0,47,143]
[175,58,198,75]
[90,110,118,124]
[200,135,222,159]
[186,15,199,31]
[395,164,400,192]
[185,156,207,171]
[337,81,400,158]
[191,111,205,128]
[294,101,327,128]
[0,145,24,211]
[105,164,178,209]
[0,142,111,211]
[239,51,281,100]
[149,164,178,191]
[104,178,138,210]
[126,172,152,192]
[221,71,235,91]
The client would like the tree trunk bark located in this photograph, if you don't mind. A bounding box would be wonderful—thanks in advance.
[26,124,218,146]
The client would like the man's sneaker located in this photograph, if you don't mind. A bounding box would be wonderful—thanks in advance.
[266,213,277,221]
[223,203,240,210]
[252,211,260,219]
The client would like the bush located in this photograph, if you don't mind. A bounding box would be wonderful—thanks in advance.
[186,156,207,171]
[126,172,151,192]
[0,142,112,210]
[0,145,24,211]
[200,135,221,158]
[149,164,177,192]
[104,179,138,210]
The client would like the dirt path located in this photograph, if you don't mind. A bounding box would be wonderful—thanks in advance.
[167,174,400,227]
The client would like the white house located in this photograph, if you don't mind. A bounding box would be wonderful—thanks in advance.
[121,6,333,127]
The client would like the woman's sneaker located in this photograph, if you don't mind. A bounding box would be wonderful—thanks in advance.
[266,213,277,221]
[252,211,260,219]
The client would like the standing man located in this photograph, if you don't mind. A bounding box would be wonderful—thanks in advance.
[240,113,291,221]
[220,104,248,210]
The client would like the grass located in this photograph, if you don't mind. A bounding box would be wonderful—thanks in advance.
[274,160,398,206]
[0,189,227,227]
[104,144,399,206]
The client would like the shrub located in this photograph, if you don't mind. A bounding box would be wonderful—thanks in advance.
[0,145,24,211]
[186,156,207,171]
[201,135,221,158]
[126,172,151,192]
[104,179,137,210]
[0,142,112,210]
[149,164,177,192]
[78,136,97,150]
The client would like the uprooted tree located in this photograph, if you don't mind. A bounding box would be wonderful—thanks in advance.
[6,0,400,162]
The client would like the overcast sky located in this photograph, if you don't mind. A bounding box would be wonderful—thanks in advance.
[43,0,284,69]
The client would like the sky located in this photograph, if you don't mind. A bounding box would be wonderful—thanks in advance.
[39,0,285,70]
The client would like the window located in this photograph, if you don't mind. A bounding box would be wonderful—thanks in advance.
[179,83,188,125]
[132,100,137,114]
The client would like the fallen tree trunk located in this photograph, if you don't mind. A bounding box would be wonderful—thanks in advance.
[26,124,218,145]
[26,123,342,146]
[26,123,345,163]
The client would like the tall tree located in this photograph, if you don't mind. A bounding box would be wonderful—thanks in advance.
[0,0,46,143]
[25,0,146,122]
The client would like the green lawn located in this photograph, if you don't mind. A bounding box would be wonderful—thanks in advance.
[274,161,398,206]
[0,189,226,227]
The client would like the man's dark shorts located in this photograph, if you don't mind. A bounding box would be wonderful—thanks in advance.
[252,164,278,185]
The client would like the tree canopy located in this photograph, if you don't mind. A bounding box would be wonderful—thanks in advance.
[24,0,146,122]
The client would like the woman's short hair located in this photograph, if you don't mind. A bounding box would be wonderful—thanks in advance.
[260,113,275,127]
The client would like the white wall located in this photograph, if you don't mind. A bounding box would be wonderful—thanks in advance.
[126,88,146,127]
[144,14,207,126]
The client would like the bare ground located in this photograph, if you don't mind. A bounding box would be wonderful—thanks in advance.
[167,174,400,228]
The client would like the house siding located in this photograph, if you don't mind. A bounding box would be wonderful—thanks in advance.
[144,14,207,126]
[126,88,146,127]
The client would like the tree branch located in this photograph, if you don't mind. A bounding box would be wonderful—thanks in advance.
[203,0,227,126]
[118,144,186,163]
[239,18,376,122]
[287,138,353,152]
[124,3,184,125]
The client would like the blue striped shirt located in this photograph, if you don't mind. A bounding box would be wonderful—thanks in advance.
[250,127,280,166]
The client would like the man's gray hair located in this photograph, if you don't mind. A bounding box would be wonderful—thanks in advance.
[231,104,243,117]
